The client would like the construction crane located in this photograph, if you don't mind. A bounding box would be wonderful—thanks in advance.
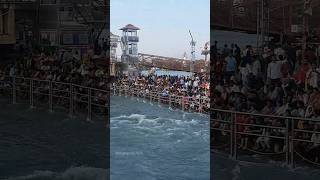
[189,30,196,74]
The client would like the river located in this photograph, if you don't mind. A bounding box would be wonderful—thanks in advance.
[0,99,109,180]
[110,95,210,180]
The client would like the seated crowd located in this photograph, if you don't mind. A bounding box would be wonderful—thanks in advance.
[0,50,109,89]
[115,73,210,113]
[211,41,320,163]
[0,50,109,112]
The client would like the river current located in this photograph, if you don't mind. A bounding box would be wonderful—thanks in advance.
[110,96,210,180]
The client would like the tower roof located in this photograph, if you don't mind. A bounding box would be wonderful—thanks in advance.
[120,24,140,31]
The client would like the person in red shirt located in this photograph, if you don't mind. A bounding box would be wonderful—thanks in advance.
[293,62,310,85]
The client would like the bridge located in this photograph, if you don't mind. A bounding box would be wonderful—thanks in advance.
[137,53,209,73]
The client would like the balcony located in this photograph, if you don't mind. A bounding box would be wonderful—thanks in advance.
[122,36,139,42]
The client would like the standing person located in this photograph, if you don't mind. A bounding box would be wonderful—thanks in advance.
[211,41,219,71]
[243,45,253,58]
[267,56,284,85]
[214,58,224,84]
[251,56,261,78]
[222,44,230,58]
[225,53,237,82]
[212,41,218,56]
[231,43,235,56]
[234,44,241,67]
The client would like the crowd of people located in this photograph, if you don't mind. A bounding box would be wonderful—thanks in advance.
[0,50,109,89]
[114,73,210,113]
[0,48,211,114]
[2,40,320,163]
[211,41,320,163]
[0,49,109,113]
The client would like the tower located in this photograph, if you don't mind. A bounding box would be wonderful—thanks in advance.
[120,24,140,66]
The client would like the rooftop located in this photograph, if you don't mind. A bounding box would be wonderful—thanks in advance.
[120,24,140,31]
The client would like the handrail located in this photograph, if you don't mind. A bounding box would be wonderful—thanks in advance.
[111,84,210,114]
[210,108,320,122]
[0,75,109,123]
[0,76,109,93]
[211,108,320,168]
[111,86,209,102]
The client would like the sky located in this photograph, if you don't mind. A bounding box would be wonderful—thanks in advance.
[111,0,210,59]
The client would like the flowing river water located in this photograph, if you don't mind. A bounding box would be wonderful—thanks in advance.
[110,96,210,180]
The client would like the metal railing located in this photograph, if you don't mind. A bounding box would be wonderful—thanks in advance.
[4,76,320,168]
[211,108,320,168]
[111,84,210,114]
[0,76,109,123]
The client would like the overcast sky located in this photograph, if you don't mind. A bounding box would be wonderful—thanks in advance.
[111,0,210,59]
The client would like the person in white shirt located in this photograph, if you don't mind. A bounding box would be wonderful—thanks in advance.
[240,63,251,86]
[251,57,261,78]
[267,56,285,84]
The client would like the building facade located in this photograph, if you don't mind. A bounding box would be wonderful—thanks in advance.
[0,0,106,60]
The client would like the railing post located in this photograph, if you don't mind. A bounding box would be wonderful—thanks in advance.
[290,118,295,168]
[29,79,34,108]
[69,84,73,117]
[285,118,290,166]
[181,97,185,111]
[233,112,238,160]
[87,88,92,121]
[169,95,172,107]
[230,112,234,158]
[158,93,161,104]
[49,81,53,112]
[199,97,202,113]
[150,92,152,102]
[12,76,16,104]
